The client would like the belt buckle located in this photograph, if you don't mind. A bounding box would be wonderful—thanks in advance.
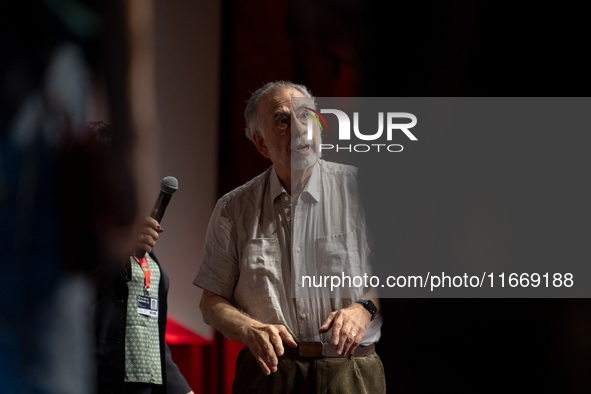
[299,342,324,358]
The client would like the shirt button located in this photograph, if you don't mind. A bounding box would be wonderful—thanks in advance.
[286,216,291,222]
[296,247,300,253]
[300,313,307,319]
[284,196,290,202]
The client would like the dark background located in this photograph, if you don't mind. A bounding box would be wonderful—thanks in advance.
[217,0,591,392]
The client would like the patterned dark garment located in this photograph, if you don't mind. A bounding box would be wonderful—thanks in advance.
[124,254,163,384]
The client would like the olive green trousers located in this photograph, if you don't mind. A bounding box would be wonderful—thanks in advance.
[232,346,386,394]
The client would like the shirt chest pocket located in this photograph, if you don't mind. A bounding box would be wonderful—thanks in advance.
[315,231,363,277]
[241,238,282,293]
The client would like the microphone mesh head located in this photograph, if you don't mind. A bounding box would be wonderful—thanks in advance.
[161,176,178,194]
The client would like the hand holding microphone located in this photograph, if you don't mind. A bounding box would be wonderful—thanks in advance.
[135,176,178,258]
[134,217,163,254]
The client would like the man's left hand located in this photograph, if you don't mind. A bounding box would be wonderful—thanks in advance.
[318,303,372,357]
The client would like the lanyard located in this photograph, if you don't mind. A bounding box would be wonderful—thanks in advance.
[133,254,151,289]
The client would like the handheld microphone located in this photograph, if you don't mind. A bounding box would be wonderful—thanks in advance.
[135,176,178,258]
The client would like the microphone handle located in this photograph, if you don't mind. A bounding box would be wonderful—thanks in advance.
[150,192,172,223]
[135,191,173,258]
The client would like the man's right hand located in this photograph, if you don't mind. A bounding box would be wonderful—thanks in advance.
[199,290,298,376]
[243,323,297,375]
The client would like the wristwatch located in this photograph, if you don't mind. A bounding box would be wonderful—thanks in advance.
[356,299,378,321]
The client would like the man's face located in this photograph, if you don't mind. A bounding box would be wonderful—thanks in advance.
[253,87,321,175]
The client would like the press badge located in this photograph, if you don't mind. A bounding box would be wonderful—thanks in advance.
[137,295,158,317]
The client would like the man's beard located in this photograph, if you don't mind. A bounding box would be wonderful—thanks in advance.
[291,134,321,170]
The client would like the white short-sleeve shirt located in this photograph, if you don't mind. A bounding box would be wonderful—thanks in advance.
[194,159,381,344]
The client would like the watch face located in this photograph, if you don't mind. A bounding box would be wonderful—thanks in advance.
[358,300,377,315]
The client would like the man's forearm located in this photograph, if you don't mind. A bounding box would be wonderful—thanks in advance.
[199,289,297,375]
[199,289,257,343]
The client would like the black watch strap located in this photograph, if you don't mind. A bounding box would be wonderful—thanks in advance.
[356,299,378,321]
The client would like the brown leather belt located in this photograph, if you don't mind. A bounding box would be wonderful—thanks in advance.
[282,342,375,358]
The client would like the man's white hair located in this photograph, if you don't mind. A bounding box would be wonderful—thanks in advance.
[244,81,315,141]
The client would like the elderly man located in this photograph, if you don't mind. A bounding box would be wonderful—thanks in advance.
[194,81,385,393]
